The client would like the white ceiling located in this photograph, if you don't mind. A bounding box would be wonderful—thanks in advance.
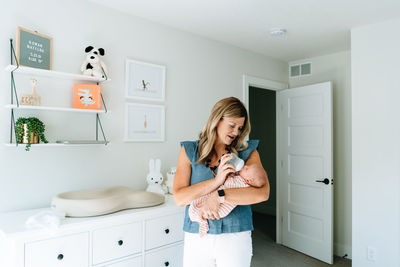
[89,0,400,62]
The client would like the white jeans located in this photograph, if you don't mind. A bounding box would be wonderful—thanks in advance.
[183,231,253,267]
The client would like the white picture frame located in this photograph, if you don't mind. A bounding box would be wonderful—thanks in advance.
[125,59,166,101]
[125,103,165,142]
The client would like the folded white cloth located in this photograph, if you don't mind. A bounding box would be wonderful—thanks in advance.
[25,209,66,230]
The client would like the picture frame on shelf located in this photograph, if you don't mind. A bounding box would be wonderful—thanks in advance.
[16,26,53,70]
[73,84,101,110]
[125,103,165,142]
[125,59,166,101]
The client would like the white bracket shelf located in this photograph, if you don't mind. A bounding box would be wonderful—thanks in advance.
[5,142,109,147]
[5,65,111,82]
[6,41,110,148]
[5,105,109,114]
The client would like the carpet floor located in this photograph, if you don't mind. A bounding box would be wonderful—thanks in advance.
[251,212,351,267]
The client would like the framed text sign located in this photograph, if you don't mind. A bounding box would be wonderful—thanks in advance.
[16,27,52,70]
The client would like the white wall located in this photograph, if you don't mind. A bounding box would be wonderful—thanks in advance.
[352,19,400,266]
[289,51,352,258]
[0,0,287,212]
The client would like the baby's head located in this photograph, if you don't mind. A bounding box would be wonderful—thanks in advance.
[238,164,266,187]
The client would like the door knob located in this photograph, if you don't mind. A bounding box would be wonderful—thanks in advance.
[315,178,330,185]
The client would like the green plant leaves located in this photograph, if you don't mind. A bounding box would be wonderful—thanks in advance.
[15,117,48,151]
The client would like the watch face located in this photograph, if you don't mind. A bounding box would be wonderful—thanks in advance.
[218,189,225,197]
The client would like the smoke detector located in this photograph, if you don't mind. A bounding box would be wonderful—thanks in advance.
[270,28,287,36]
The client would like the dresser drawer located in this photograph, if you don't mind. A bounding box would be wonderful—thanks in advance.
[24,232,89,267]
[92,221,142,265]
[145,213,184,250]
[102,256,142,267]
[145,243,183,267]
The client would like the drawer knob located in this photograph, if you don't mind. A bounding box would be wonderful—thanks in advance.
[164,261,170,266]
[118,240,124,246]
[165,228,170,234]
[57,254,64,260]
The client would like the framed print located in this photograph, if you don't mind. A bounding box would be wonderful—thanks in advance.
[16,26,53,70]
[125,59,166,101]
[73,84,101,110]
[125,103,165,142]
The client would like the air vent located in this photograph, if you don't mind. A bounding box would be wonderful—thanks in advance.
[290,62,312,77]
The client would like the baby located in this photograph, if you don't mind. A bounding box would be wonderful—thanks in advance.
[189,164,266,236]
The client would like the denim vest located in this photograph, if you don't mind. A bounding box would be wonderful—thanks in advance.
[180,140,259,234]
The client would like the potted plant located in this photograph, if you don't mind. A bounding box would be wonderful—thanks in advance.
[15,117,48,151]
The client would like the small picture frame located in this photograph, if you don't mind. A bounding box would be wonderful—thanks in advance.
[73,84,101,110]
[125,103,165,142]
[125,59,166,101]
[16,26,53,70]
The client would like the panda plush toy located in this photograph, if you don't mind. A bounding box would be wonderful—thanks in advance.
[81,46,108,79]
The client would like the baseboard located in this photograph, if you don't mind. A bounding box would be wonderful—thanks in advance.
[334,242,352,259]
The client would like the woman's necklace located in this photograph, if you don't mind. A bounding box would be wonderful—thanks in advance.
[205,146,232,176]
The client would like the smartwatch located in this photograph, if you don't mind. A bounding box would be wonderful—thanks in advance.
[217,189,225,203]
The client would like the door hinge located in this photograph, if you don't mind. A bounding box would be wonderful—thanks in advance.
[280,160,283,168]
[281,216,283,225]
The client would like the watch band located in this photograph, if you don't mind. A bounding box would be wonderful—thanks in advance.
[217,189,225,203]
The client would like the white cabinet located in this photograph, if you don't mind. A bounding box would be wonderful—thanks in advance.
[145,213,184,250]
[145,243,184,267]
[0,196,184,267]
[103,256,142,267]
[25,232,89,267]
[92,221,142,265]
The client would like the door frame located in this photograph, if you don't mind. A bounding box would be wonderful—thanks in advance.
[242,74,288,244]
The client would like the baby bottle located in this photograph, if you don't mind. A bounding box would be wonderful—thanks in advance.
[227,153,244,171]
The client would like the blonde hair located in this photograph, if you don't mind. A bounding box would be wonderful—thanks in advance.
[197,97,251,164]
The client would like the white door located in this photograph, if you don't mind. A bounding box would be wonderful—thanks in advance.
[278,82,333,264]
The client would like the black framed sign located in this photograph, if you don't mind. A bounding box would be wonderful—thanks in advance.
[16,27,52,70]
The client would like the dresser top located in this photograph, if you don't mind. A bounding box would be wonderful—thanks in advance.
[0,194,183,239]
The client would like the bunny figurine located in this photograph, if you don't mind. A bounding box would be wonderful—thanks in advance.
[146,158,167,195]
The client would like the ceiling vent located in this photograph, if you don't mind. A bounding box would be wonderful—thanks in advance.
[290,62,312,78]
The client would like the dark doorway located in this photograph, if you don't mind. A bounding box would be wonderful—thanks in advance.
[249,86,276,241]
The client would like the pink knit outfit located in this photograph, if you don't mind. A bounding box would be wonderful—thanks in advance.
[188,174,249,236]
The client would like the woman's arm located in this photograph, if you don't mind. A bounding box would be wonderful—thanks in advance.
[224,149,270,205]
[200,149,270,220]
[204,150,270,208]
[172,146,235,207]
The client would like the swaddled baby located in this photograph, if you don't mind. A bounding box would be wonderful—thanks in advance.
[189,164,266,236]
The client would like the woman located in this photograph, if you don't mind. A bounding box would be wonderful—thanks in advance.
[173,97,270,267]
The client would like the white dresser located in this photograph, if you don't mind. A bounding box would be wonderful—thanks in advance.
[0,195,184,267]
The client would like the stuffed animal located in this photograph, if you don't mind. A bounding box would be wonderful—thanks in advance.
[80,46,108,79]
[146,158,167,195]
[165,167,176,194]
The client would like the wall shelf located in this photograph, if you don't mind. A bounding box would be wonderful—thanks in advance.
[5,65,111,82]
[5,142,109,147]
[6,39,109,148]
[5,104,108,114]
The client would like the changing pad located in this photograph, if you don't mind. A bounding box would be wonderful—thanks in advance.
[51,186,165,217]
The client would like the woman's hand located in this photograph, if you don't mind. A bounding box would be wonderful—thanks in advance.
[200,191,221,220]
[214,154,236,186]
